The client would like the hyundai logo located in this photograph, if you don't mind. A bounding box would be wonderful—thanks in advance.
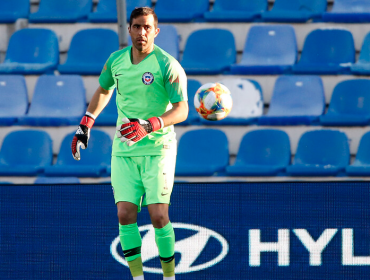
[110,223,229,274]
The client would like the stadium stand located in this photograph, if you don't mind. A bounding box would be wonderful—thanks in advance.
[292,29,355,74]
[226,129,290,176]
[155,0,209,22]
[0,28,59,74]
[181,28,236,74]
[175,129,229,176]
[230,25,297,74]
[128,24,179,60]
[0,75,28,126]
[261,0,327,23]
[199,78,263,125]
[320,79,370,126]
[0,130,53,176]
[44,130,111,177]
[18,75,86,126]
[204,0,267,22]
[34,176,80,184]
[58,29,119,75]
[322,0,370,23]
[286,130,350,176]
[350,31,370,75]
[179,79,202,125]
[0,0,30,23]
[29,0,93,23]
[346,131,370,176]
[258,76,325,125]
[94,89,118,126]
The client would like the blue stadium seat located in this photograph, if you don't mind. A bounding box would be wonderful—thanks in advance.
[88,0,151,23]
[204,0,267,22]
[34,177,80,184]
[230,25,297,74]
[0,75,28,126]
[176,129,229,176]
[200,78,263,125]
[346,132,370,176]
[286,130,350,176]
[320,80,370,126]
[351,32,370,75]
[128,25,180,60]
[292,29,355,74]
[58,29,119,75]
[94,89,118,126]
[0,130,52,176]
[0,0,29,23]
[0,28,59,75]
[44,130,111,177]
[261,0,327,22]
[155,0,209,22]
[18,75,86,126]
[29,0,93,23]
[322,0,370,23]
[258,76,325,125]
[181,29,236,74]
[178,79,202,125]
[226,130,290,176]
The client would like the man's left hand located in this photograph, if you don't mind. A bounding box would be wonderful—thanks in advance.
[116,117,162,146]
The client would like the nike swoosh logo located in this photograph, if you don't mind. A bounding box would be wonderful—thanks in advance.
[115,73,123,77]
[161,193,169,196]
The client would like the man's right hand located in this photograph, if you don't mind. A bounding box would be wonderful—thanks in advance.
[71,114,95,160]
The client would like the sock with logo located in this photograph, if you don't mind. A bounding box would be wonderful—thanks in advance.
[154,222,175,278]
[119,223,143,278]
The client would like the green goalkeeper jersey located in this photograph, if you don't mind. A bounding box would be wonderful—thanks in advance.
[99,45,187,157]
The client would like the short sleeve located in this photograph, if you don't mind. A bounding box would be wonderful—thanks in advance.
[99,55,116,90]
[164,60,188,104]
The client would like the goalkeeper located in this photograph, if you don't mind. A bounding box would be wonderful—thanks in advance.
[71,7,188,280]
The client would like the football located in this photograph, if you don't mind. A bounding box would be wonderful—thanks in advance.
[194,83,233,121]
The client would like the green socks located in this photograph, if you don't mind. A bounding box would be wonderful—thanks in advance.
[119,223,143,277]
[155,222,176,277]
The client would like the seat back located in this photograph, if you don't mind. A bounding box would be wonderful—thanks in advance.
[235,130,290,165]
[182,28,236,68]
[357,32,370,64]
[187,79,202,120]
[294,130,350,166]
[331,0,370,13]
[267,76,325,116]
[56,130,111,166]
[353,131,370,164]
[0,130,52,166]
[327,79,370,115]
[0,0,30,22]
[0,75,28,117]
[299,29,355,64]
[219,78,263,118]
[37,0,92,15]
[240,25,297,66]
[155,0,209,15]
[27,75,85,117]
[127,0,152,14]
[271,0,327,12]
[177,129,229,166]
[212,0,267,12]
[65,29,118,65]
[94,89,118,125]
[4,28,59,64]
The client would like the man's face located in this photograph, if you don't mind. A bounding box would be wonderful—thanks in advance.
[129,15,159,53]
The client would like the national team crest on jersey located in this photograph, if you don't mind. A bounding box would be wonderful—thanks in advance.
[142,72,154,85]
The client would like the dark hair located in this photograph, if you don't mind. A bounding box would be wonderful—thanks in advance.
[129,7,158,28]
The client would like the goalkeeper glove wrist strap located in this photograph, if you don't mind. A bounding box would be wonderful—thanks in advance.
[80,113,95,129]
[148,117,163,132]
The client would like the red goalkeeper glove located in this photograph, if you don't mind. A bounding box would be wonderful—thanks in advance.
[116,117,163,146]
[71,113,95,160]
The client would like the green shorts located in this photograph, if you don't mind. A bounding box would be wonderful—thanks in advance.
[111,154,176,211]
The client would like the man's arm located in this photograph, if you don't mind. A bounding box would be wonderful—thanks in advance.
[160,101,189,127]
[86,86,114,117]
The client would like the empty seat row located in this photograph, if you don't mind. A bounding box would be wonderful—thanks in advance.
[4,26,370,76]
[2,0,370,23]
[2,128,370,178]
[2,75,370,127]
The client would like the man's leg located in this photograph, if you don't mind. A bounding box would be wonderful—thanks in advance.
[148,204,175,280]
[117,201,144,280]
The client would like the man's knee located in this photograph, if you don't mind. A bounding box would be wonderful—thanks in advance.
[150,211,169,228]
[117,202,137,225]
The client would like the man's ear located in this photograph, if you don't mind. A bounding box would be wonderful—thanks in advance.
[154,27,160,38]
